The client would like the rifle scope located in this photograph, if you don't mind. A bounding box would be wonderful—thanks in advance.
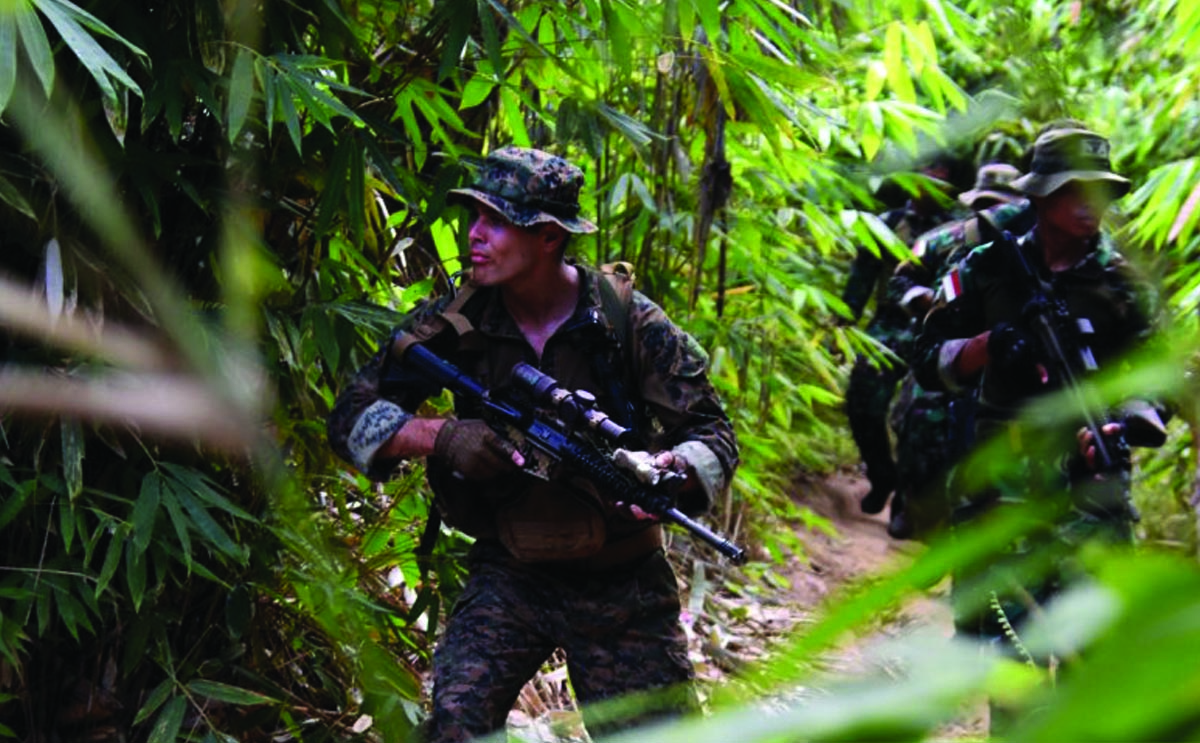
[509,363,637,446]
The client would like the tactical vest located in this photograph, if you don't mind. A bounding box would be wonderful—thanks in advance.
[404,263,652,563]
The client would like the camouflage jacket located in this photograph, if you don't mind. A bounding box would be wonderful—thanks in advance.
[913,228,1157,418]
[327,263,739,518]
[889,200,1034,318]
[841,202,958,326]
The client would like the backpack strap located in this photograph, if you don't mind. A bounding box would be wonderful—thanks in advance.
[388,279,483,359]
[594,262,639,430]
[598,261,635,349]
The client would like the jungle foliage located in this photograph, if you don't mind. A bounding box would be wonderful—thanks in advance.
[0,0,1198,740]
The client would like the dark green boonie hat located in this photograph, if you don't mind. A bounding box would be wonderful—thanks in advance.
[959,162,1024,208]
[1010,128,1131,199]
[447,146,597,234]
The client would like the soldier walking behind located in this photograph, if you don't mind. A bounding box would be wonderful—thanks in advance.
[913,126,1165,733]
[884,161,1032,539]
[842,156,960,517]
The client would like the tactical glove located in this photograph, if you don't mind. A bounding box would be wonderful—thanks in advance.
[987,322,1047,395]
[433,419,519,481]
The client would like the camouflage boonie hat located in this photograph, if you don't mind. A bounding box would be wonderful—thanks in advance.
[958,163,1023,208]
[1010,128,1131,199]
[447,146,597,234]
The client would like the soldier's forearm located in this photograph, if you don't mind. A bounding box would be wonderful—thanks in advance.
[953,331,991,381]
[381,417,448,460]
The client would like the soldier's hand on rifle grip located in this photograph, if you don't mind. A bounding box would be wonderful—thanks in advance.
[1077,422,1128,471]
[987,322,1049,393]
[433,419,524,481]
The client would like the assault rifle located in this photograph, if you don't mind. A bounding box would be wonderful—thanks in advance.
[1001,232,1134,516]
[386,331,748,565]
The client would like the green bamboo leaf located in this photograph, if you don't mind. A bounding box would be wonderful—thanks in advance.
[37,0,146,56]
[159,483,193,573]
[276,79,302,155]
[35,0,143,102]
[146,696,185,743]
[460,73,496,111]
[394,90,424,165]
[347,136,365,245]
[608,172,630,213]
[437,0,475,82]
[58,493,76,553]
[500,86,530,146]
[308,308,338,378]
[884,21,915,103]
[258,58,275,134]
[601,0,631,77]
[133,679,172,725]
[94,526,124,598]
[477,0,504,82]
[362,132,414,204]
[15,2,54,98]
[596,103,653,150]
[480,0,578,82]
[692,0,722,66]
[131,472,161,556]
[628,173,657,212]
[315,135,352,238]
[161,463,255,521]
[172,484,246,563]
[34,580,52,636]
[289,76,335,133]
[60,417,83,502]
[0,13,17,114]
[81,513,106,565]
[55,589,92,642]
[124,541,146,611]
[186,679,278,706]
[865,59,886,102]
[227,47,255,144]
[0,478,33,531]
[0,172,35,221]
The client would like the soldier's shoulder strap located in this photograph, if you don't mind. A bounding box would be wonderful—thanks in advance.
[389,277,487,359]
[597,261,636,350]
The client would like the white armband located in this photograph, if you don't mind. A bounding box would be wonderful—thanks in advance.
[347,400,411,472]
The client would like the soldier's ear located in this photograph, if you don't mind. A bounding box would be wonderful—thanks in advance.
[539,224,567,253]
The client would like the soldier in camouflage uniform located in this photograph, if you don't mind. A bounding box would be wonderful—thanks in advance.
[912,128,1165,729]
[326,147,739,742]
[843,157,960,517]
[884,163,1033,539]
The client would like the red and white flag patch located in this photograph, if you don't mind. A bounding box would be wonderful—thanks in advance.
[940,267,963,302]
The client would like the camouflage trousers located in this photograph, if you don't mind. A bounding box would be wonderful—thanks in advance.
[423,540,697,742]
[846,311,914,486]
[889,377,976,536]
[846,354,907,489]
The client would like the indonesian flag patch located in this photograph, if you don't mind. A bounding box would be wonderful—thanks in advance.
[940,267,963,302]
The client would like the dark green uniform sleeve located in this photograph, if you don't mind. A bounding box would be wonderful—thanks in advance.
[630,291,738,515]
[911,246,992,394]
[326,301,451,479]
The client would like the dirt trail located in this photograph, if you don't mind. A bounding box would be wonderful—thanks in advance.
[775,471,986,736]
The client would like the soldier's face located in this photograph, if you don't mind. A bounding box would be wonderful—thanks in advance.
[466,204,544,286]
[1038,181,1113,239]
